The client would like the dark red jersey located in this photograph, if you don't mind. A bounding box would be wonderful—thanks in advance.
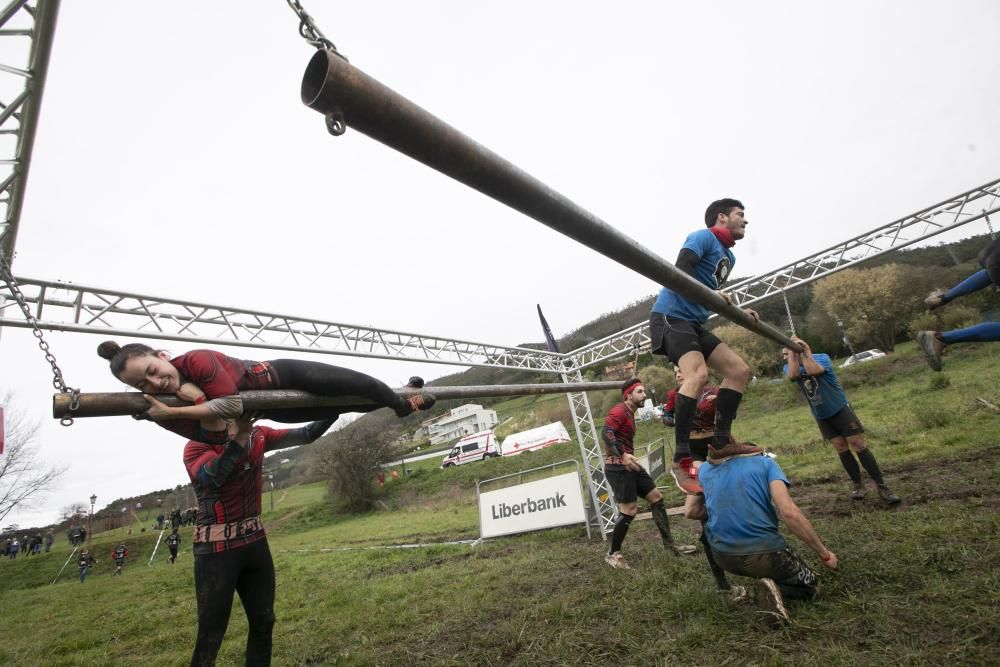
[171,349,275,398]
[603,402,636,466]
[184,425,294,555]
[157,350,276,445]
[663,385,718,432]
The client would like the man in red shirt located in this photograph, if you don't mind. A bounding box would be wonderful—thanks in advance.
[603,378,696,569]
[184,413,336,666]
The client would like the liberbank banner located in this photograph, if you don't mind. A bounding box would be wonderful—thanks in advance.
[478,472,587,539]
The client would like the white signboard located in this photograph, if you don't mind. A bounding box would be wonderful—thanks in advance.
[479,471,587,539]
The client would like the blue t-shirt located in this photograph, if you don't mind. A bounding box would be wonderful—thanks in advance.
[651,229,735,323]
[699,455,788,555]
[782,353,847,420]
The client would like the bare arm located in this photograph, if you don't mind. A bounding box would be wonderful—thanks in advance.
[791,336,826,377]
[770,480,838,569]
[686,494,707,521]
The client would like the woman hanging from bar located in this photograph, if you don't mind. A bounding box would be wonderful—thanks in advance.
[96,341,435,445]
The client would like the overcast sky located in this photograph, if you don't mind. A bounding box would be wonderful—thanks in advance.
[2,0,998,529]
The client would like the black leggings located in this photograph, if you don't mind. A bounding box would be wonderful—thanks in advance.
[191,538,276,667]
[262,359,405,422]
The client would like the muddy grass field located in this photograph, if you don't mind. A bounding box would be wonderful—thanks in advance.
[0,341,997,665]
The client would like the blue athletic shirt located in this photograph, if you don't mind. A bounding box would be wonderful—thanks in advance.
[651,228,735,323]
[699,455,788,555]
[782,353,847,420]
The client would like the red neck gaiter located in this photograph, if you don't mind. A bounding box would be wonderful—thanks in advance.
[709,227,735,248]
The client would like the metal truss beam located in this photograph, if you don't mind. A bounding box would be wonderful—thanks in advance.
[0,276,569,372]
[568,177,1000,370]
[0,0,60,263]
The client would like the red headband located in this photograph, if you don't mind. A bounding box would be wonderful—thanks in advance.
[622,380,642,398]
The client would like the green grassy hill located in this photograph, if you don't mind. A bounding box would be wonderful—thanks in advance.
[1,340,997,665]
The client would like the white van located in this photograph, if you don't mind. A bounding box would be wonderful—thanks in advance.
[500,422,571,457]
[440,431,501,468]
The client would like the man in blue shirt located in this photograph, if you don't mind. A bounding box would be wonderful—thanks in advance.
[650,198,760,494]
[783,336,900,504]
[689,451,838,627]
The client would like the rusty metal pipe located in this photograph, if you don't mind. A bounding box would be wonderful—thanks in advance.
[52,381,622,419]
[300,50,802,353]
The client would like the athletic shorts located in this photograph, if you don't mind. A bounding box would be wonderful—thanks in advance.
[605,466,657,504]
[816,405,864,440]
[649,313,722,365]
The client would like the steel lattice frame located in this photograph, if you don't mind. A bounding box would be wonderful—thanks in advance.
[0,0,59,263]
[0,1,996,536]
[0,275,570,371]
[568,178,1000,371]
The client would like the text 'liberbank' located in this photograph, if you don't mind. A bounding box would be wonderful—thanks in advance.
[491,492,567,519]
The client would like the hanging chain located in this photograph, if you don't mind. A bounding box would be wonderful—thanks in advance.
[781,290,797,338]
[985,210,996,239]
[285,0,347,59]
[0,252,80,425]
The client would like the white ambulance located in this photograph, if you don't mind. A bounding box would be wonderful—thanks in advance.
[440,431,502,468]
[500,422,571,457]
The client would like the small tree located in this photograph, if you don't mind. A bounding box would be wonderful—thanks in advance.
[309,411,404,513]
[812,264,927,351]
[713,322,783,378]
[0,392,66,524]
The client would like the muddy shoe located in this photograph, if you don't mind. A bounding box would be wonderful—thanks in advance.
[708,442,763,462]
[877,484,901,505]
[669,458,702,495]
[395,392,436,417]
[850,482,867,501]
[406,376,425,389]
[604,551,631,570]
[916,331,944,371]
[755,578,790,629]
[924,289,947,310]
[667,542,697,556]
[718,584,749,604]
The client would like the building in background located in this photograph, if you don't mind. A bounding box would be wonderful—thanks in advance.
[419,404,499,445]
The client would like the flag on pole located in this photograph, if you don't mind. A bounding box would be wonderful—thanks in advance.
[537,305,560,354]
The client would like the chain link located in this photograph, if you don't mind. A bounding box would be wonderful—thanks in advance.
[0,252,80,426]
[985,210,996,239]
[781,291,797,337]
[285,0,346,59]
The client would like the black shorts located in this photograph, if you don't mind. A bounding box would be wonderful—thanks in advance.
[816,406,864,440]
[649,313,722,365]
[605,466,657,504]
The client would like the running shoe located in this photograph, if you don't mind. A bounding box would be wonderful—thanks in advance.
[668,543,698,556]
[916,331,944,371]
[755,578,790,629]
[670,457,702,495]
[877,484,901,505]
[850,482,867,501]
[604,551,631,570]
[708,442,763,461]
[924,289,947,310]
[718,584,749,603]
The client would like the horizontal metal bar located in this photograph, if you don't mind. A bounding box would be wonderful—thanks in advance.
[52,381,622,418]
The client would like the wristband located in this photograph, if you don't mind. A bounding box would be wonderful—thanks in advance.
[820,552,832,561]
[193,395,207,405]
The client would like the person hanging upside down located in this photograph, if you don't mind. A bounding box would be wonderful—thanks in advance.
[917,237,1000,371]
[782,337,900,504]
[649,198,760,494]
[603,378,696,570]
[96,341,435,445]
[184,413,336,666]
